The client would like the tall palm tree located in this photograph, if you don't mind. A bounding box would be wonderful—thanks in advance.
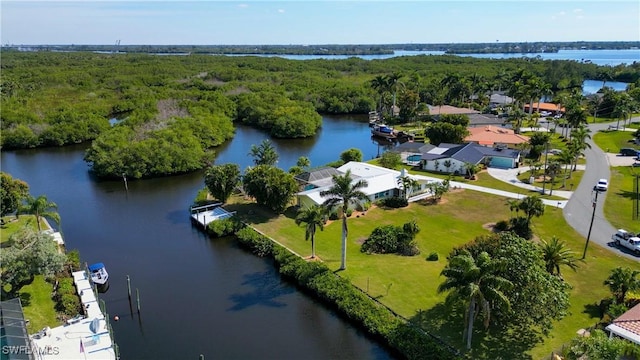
[387,72,404,115]
[604,267,640,304]
[19,195,60,231]
[397,174,419,200]
[438,251,512,350]
[320,170,368,270]
[569,126,591,171]
[557,149,574,186]
[295,205,326,259]
[371,75,391,115]
[539,236,581,277]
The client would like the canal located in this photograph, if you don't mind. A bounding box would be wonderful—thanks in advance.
[1,115,397,359]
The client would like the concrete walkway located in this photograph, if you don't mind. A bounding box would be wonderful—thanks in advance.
[487,166,586,200]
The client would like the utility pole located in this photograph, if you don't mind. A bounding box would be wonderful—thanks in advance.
[582,190,599,259]
[541,141,550,195]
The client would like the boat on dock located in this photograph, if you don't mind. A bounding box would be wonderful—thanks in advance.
[371,124,397,139]
[88,262,109,286]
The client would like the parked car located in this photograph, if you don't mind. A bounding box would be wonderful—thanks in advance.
[620,148,639,156]
[612,229,640,255]
[594,179,608,192]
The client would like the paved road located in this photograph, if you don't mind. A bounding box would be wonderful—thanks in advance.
[563,121,640,262]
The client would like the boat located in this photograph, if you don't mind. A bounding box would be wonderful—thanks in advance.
[88,263,109,285]
[371,124,397,139]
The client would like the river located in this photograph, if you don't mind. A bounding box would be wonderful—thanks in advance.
[0,116,396,360]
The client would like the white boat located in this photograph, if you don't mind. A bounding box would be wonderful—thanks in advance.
[371,124,397,139]
[88,263,109,285]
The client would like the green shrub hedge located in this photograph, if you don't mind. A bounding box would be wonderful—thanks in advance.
[54,277,81,316]
[206,217,243,238]
[234,226,458,360]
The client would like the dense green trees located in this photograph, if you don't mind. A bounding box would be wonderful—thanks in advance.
[204,164,241,203]
[340,148,363,163]
[242,165,298,213]
[603,267,640,304]
[1,172,29,217]
[361,221,421,256]
[425,122,469,145]
[379,151,402,169]
[1,227,66,296]
[249,139,279,166]
[451,233,571,341]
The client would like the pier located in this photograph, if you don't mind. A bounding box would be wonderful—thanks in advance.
[30,269,118,359]
[190,203,236,228]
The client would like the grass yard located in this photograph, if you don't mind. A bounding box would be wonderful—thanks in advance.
[605,166,640,232]
[232,189,640,359]
[1,216,43,244]
[517,168,584,193]
[19,275,58,333]
[593,129,639,154]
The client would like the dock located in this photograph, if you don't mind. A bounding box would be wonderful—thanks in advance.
[30,269,118,359]
[190,203,236,228]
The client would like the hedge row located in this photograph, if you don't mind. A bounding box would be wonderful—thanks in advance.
[234,226,459,360]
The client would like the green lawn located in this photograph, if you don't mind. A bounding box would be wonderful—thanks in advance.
[1,216,42,244]
[517,168,584,193]
[605,166,640,232]
[19,276,58,333]
[232,189,640,359]
[593,130,639,154]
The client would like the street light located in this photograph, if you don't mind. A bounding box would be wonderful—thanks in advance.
[582,189,600,259]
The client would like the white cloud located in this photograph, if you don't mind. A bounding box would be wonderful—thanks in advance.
[237,4,248,8]
[277,9,285,13]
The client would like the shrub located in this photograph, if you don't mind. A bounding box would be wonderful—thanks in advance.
[193,188,210,205]
[235,227,273,257]
[206,217,243,238]
[361,222,420,256]
[58,293,81,316]
[494,220,510,232]
[345,208,353,217]
[380,197,408,208]
[426,252,439,261]
[66,250,81,272]
[509,216,532,239]
[357,200,371,212]
[328,210,339,220]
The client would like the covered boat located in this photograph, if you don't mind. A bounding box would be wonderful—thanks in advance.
[88,263,109,285]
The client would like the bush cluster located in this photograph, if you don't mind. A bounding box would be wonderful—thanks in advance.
[378,196,408,208]
[206,217,243,238]
[54,277,81,316]
[231,226,457,359]
[426,251,439,261]
[361,222,421,256]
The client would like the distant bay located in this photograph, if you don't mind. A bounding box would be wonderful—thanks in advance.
[225,49,639,67]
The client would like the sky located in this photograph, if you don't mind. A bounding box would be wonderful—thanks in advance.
[2,1,639,45]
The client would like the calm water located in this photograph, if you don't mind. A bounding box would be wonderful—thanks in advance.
[231,49,639,66]
[0,116,397,360]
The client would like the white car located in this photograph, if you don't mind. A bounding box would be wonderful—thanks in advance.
[595,179,608,192]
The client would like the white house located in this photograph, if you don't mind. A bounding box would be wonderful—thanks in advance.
[296,162,441,208]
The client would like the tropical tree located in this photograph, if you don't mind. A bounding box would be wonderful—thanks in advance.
[340,148,363,163]
[569,126,591,171]
[604,267,640,304]
[242,165,298,213]
[557,149,574,186]
[506,198,520,219]
[379,151,401,169]
[0,227,66,296]
[370,75,390,114]
[397,174,419,199]
[1,172,29,218]
[464,162,481,180]
[204,163,241,203]
[388,72,404,114]
[249,139,279,166]
[19,195,60,231]
[296,156,311,169]
[320,170,368,270]
[545,161,562,196]
[438,250,512,349]
[295,205,326,259]
[426,179,450,203]
[518,195,545,228]
[539,236,581,277]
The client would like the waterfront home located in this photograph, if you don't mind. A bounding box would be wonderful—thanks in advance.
[294,167,341,191]
[296,162,440,208]
[391,142,436,167]
[420,143,521,174]
[467,113,510,128]
[464,125,530,148]
[426,104,480,118]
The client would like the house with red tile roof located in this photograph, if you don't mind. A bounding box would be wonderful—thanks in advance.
[524,102,566,114]
[464,125,530,148]
[606,302,640,345]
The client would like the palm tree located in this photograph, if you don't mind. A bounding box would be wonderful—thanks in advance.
[604,267,640,304]
[295,205,326,259]
[387,72,404,115]
[438,251,512,350]
[19,195,60,231]
[539,236,581,277]
[397,174,419,199]
[569,126,591,171]
[371,75,391,115]
[518,196,544,228]
[506,199,520,219]
[320,170,368,270]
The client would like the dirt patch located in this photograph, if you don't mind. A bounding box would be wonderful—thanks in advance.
[225,86,250,96]
[156,99,189,121]
[482,222,496,231]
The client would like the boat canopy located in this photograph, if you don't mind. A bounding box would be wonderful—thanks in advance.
[88,263,105,272]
